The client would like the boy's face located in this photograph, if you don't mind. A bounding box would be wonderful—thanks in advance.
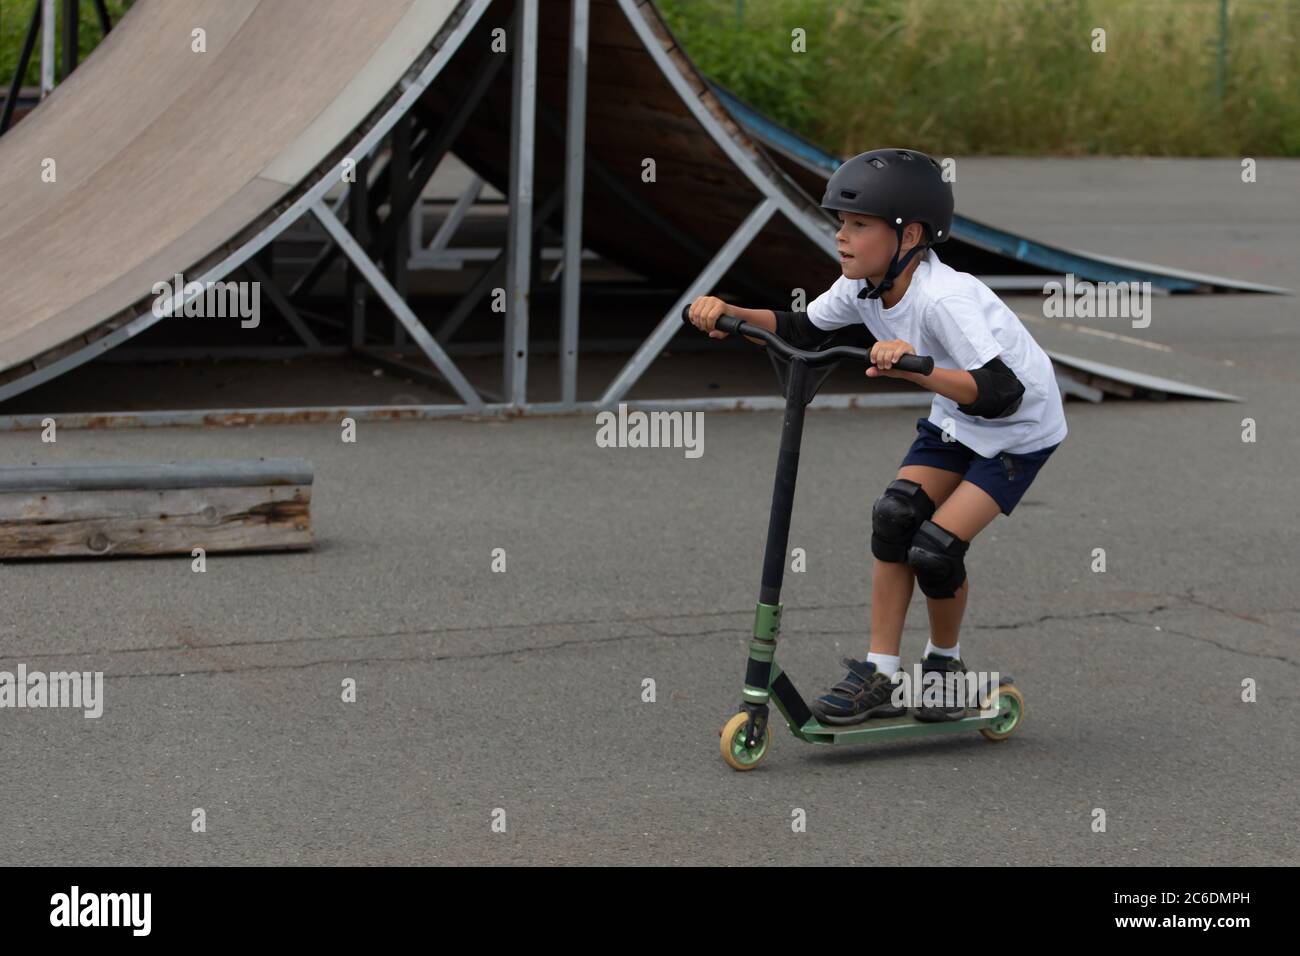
[834,212,923,283]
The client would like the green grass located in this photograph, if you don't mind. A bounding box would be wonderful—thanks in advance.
[659,0,1300,155]
[3,0,1296,154]
[1,0,135,88]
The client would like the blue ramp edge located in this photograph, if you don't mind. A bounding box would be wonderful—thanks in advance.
[707,82,1288,295]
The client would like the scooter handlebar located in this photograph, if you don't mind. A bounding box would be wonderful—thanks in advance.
[680,306,934,375]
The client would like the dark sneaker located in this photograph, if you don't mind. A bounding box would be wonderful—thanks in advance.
[811,658,906,725]
[912,652,972,722]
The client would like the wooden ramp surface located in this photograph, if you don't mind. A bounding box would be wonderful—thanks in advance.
[0,0,462,383]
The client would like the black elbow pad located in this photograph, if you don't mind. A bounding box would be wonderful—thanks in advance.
[957,357,1025,418]
[773,310,834,350]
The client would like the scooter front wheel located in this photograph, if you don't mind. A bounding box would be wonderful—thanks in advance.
[979,684,1026,741]
[720,712,771,770]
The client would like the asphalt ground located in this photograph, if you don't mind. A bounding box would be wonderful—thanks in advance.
[0,159,1296,865]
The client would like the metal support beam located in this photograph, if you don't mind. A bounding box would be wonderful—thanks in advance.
[346,154,372,348]
[386,115,413,347]
[560,0,590,405]
[254,236,274,280]
[0,391,938,433]
[293,307,347,333]
[433,185,563,345]
[504,0,538,406]
[293,146,398,297]
[293,133,413,299]
[60,0,78,80]
[311,201,483,409]
[331,183,350,217]
[598,198,778,407]
[1,1,43,134]
[91,0,110,35]
[409,186,423,252]
[242,258,323,350]
[291,42,508,300]
[40,0,55,98]
[422,176,483,255]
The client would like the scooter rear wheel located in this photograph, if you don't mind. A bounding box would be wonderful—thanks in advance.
[720,712,771,770]
[979,684,1025,741]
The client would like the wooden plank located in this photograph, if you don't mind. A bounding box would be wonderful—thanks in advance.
[0,458,314,492]
[0,484,313,558]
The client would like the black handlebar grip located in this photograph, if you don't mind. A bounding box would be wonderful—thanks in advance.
[681,305,744,337]
[895,354,934,375]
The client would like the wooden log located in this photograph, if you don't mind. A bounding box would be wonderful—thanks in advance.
[0,459,314,559]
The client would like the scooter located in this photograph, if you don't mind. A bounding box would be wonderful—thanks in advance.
[680,307,1026,771]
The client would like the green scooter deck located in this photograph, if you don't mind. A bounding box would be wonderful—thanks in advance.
[765,663,1018,746]
[793,709,1005,745]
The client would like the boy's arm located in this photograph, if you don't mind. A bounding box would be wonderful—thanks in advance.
[717,304,774,345]
[717,305,780,347]
[888,360,1023,416]
[956,358,1025,417]
[887,366,978,404]
[721,305,854,351]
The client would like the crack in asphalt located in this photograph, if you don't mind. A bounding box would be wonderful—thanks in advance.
[11,594,1292,682]
[1182,587,1300,632]
[1109,612,1299,669]
[8,591,1288,665]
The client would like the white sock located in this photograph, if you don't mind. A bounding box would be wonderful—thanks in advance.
[924,640,960,660]
[866,652,901,682]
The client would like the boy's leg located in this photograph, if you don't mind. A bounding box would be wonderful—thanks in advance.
[815,463,966,724]
[922,480,1002,649]
[869,465,963,657]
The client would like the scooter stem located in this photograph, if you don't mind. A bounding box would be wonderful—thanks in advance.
[759,357,810,607]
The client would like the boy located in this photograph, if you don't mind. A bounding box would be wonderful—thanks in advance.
[685,147,1066,724]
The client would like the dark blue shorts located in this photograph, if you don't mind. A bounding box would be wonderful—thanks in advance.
[899,417,1061,516]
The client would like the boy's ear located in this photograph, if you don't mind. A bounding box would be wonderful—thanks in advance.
[902,221,927,250]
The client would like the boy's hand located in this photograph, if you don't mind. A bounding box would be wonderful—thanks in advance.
[866,339,917,378]
[686,295,730,339]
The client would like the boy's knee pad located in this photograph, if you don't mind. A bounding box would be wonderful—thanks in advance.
[871,479,936,562]
[907,519,969,598]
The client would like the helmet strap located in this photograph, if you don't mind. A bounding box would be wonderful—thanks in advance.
[859,223,929,301]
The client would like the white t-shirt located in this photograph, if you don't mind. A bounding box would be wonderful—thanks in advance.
[806,249,1067,457]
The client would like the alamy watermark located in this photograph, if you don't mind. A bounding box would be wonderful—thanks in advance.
[888,665,1001,717]
[595,403,703,459]
[152,272,260,327]
[50,886,150,935]
[1043,274,1152,328]
[0,664,104,718]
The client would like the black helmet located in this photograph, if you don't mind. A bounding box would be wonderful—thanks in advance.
[821,148,954,299]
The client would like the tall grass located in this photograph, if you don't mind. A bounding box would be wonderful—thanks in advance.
[659,0,1300,155]
[0,0,135,88]
[3,0,1295,154]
